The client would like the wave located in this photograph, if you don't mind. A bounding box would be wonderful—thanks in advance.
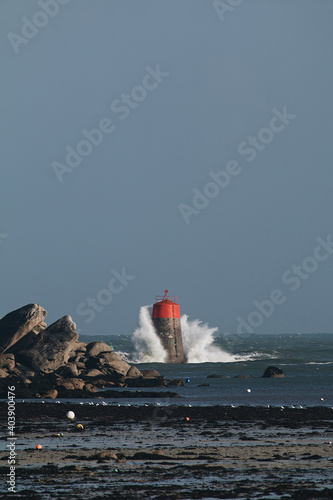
[130,305,243,363]
[131,306,167,363]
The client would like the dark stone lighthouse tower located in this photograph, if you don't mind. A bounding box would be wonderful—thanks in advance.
[152,290,185,363]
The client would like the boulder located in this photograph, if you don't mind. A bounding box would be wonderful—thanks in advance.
[68,341,87,359]
[0,353,15,371]
[0,368,8,378]
[98,351,131,376]
[85,383,98,393]
[86,342,113,357]
[85,369,104,378]
[167,379,185,386]
[57,378,85,390]
[12,315,78,373]
[42,389,58,399]
[126,366,142,378]
[262,366,285,378]
[0,304,47,354]
[56,363,79,378]
[141,369,161,378]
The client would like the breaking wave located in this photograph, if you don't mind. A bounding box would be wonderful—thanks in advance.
[130,305,238,363]
[131,306,167,363]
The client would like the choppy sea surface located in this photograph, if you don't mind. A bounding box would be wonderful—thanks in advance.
[80,306,333,408]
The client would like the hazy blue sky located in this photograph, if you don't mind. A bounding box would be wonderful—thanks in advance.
[1,0,333,337]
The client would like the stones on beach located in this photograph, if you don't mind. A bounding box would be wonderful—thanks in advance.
[262,366,285,378]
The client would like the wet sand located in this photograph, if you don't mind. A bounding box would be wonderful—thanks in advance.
[1,403,332,499]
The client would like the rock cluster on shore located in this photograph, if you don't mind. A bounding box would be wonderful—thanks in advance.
[0,304,169,399]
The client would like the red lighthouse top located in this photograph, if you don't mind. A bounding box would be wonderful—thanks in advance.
[154,289,178,304]
[152,290,180,318]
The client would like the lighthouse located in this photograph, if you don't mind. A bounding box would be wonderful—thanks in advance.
[152,290,185,363]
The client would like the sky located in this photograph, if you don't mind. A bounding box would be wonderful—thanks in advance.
[1,0,333,337]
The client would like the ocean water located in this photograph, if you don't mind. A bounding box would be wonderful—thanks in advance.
[81,306,333,408]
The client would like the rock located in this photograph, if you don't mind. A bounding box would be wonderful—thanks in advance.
[262,366,285,378]
[91,451,118,460]
[167,379,185,386]
[30,321,47,334]
[86,342,113,357]
[233,375,254,378]
[0,353,15,371]
[98,352,131,376]
[56,363,79,378]
[126,366,142,378]
[11,315,78,373]
[207,374,227,378]
[57,378,85,390]
[0,304,47,354]
[42,389,58,399]
[85,383,98,393]
[68,341,87,359]
[85,369,104,378]
[141,369,161,378]
[0,368,8,378]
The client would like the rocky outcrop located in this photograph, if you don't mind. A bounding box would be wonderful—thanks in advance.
[0,303,174,399]
[262,366,285,378]
[86,341,113,357]
[0,303,47,354]
[13,316,79,373]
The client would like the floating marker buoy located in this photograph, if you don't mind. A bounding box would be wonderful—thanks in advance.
[320,398,324,401]
[76,424,84,431]
[36,444,42,450]
[247,389,251,393]
[185,417,190,421]
[66,411,75,420]
[186,379,190,383]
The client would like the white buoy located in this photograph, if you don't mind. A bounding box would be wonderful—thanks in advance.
[320,398,324,401]
[66,411,75,420]
[247,389,251,393]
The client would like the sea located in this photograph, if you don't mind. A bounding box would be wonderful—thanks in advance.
[80,306,333,409]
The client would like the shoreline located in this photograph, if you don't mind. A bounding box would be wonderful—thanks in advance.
[1,403,332,499]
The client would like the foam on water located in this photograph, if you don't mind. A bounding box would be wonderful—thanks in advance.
[131,305,167,363]
[181,314,237,363]
[130,305,238,363]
